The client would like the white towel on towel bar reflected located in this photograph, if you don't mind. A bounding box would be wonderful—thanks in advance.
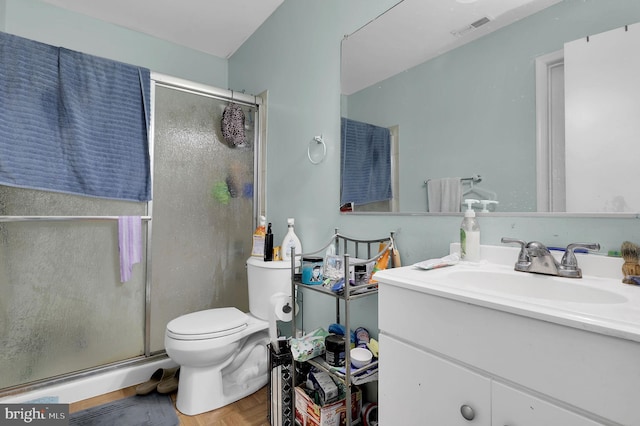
[427,178,462,212]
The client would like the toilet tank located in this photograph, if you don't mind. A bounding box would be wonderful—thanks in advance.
[246,257,292,320]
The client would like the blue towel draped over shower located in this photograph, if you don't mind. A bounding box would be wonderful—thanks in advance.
[341,117,392,205]
[0,32,151,202]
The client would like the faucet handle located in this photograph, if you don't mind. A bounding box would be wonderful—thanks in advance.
[501,237,530,265]
[559,242,600,278]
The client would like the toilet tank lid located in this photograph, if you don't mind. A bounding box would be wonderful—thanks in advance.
[166,307,247,336]
[246,257,299,269]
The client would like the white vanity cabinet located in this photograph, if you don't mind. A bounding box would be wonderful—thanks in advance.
[376,260,640,426]
[492,382,602,426]
[379,333,490,425]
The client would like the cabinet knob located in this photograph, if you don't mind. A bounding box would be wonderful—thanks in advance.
[460,404,475,421]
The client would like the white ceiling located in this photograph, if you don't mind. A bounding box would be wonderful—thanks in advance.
[342,0,562,94]
[40,0,284,59]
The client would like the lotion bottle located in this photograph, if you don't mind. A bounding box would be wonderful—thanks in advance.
[460,199,480,262]
[281,218,302,261]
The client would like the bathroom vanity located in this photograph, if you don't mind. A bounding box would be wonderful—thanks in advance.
[375,244,640,426]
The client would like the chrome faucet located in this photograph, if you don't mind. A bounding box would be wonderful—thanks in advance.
[501,238,600,278]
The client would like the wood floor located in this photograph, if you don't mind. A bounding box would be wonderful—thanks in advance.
[69,384,271,426]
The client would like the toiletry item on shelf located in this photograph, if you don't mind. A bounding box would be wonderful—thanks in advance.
[328,323,356,343]
[413,253,460,270]
[302,256,323,284]
[290,327,330,362]
[369,243,391,284]
[390,236,402,267]
[331,277,345,293]
[308,370,339,405]
[479,200,499,212]
[281,218,302,261]
[367,338,379,358]
[354,327,370,348]
[251,215,266,257]
[354,264,368,285]
[264,222,274,262]
[620,241,640,284]
[460,199,481,262]
[324,334,346,367]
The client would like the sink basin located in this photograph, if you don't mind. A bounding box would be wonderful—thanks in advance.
[442,269,628,304]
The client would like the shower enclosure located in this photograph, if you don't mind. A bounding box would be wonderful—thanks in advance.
[0,75,262,393]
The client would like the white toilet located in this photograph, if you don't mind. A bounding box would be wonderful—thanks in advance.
[165,257,291,416]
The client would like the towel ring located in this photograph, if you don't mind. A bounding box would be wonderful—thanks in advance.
[308,135,326,165]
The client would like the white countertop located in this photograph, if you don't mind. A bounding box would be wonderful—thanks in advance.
[375,244,640,343]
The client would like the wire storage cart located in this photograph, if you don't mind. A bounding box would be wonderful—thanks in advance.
[288,230,396,426]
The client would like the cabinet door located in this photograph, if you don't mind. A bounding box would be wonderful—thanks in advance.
[379,333,491,425]
[492,382,604,426]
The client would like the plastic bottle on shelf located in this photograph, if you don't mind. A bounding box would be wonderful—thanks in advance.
[251,215,266,257]
[281,218,302,261]
[460,199,480,262]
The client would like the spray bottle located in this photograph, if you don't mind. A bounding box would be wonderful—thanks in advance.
[460,199,480,262]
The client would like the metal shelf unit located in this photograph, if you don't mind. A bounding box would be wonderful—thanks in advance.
[289,229,395,426]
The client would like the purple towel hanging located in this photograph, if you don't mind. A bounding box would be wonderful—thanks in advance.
[118,216,142,282]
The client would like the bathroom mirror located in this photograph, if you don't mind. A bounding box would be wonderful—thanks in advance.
[341,0,640,214]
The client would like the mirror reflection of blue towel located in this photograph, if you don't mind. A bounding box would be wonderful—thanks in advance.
[340,118,392,206]
[0,32,151,202]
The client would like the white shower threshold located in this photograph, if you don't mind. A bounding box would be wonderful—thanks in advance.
[0,356,178,405]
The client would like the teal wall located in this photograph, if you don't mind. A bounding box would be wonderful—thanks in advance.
[230,0,640,269]
[2,0,228,87]
[0,1,6,31]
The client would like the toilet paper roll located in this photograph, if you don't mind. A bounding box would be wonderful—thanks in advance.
[268,293,296,352]
[270,293,294,322]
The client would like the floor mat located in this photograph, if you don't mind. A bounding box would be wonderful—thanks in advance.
[70,393,179,426]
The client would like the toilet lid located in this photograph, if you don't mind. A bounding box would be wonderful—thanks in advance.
[166,307,248,340]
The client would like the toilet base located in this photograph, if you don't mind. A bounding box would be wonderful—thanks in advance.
[175,333,270,416]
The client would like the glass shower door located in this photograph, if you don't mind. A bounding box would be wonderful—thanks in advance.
[0,191,147,390]
[149,85,256,352]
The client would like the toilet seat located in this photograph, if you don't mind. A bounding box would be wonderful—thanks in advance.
[166,307,248,341]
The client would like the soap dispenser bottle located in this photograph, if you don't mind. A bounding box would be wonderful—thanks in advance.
[460,199,480,262]
[281,218,302,261]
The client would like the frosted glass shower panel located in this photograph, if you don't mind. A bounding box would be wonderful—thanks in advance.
[0,219,146,390]
[150,86,256,352]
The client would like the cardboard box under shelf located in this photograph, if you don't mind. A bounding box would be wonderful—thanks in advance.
[294,386,361,426]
